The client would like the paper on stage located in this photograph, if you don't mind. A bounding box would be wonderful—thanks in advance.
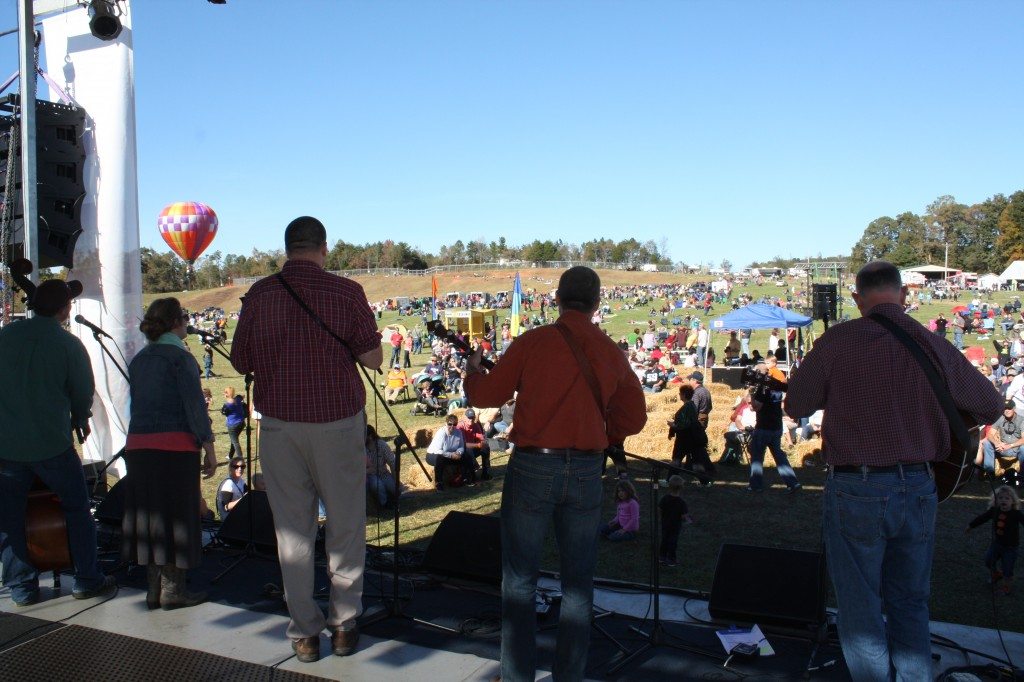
[715,624,775,656]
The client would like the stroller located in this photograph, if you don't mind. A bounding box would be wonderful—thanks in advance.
[410,376,449,416]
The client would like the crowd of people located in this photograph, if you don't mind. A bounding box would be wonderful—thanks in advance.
[7,240,1024,681]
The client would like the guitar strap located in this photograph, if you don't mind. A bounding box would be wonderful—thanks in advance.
[554,322,609,424]
[275,273,356,361]
[868,313,970,450]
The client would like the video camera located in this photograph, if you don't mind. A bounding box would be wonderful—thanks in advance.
[740,365,787,395]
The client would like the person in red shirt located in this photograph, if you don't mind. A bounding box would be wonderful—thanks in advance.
[458,408,491,480]
[230,217,382,664]
[388,330,402,367]
[465,266,646,682]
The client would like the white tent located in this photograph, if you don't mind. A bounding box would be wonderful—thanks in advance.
[900,270,928,286]
[999,261,1024,282]
[978,273,1002,290]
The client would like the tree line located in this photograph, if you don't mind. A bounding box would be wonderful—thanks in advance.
[141,237,671,293]
[848,190,1024,273]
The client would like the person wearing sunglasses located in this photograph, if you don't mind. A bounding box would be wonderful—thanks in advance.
[217,457,248,520]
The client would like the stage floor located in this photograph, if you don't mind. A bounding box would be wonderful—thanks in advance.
[1,547,1021,681]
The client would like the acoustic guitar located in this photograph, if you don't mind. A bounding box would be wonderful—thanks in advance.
[934,410,981,503]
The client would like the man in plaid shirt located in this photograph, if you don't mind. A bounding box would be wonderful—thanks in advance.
[231,217,382,664]
[787,261,1001,680]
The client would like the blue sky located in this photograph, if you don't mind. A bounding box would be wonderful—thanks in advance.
[14,1,1024,268]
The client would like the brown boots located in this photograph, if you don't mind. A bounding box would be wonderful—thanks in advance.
[159,565,207,610]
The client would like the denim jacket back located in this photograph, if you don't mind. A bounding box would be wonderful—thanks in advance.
[128,343,213,444]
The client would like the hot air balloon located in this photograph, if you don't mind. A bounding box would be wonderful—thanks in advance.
[157,201,218,266]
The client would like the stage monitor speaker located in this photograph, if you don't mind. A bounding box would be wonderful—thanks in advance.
[421,510,501,585]
[217,491,277,553]
[811,283,837,321]
[708,543,826,632]
[711,366,745,390]
[94,477,125,525]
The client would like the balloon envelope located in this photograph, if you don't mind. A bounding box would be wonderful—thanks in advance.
[157,201,218,263]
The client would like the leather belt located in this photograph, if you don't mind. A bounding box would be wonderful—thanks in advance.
[516,446,604,457]
[832,463,930,474]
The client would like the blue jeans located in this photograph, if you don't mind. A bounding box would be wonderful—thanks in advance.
[981,441,1023,472]
[953,329,964,350]
[227,423,244,458]
[740,338,750,357]
[696,346,706,367]
[366,473,396,507]
[823,467,937,681]
[500,452,603,682]
[0,447,106,601]
[747,428,799,490]
[985,542,1017,578]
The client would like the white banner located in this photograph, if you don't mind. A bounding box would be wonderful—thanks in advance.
[42,2,142,473]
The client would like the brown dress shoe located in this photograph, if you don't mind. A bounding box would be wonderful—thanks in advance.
[331,627,359,656]
[291,636,320,663]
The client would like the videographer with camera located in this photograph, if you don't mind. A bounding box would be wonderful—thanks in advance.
[743,357,802,494]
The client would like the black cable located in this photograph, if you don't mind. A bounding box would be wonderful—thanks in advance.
[0,582,120,650]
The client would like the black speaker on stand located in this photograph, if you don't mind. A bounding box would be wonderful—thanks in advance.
[811,284,837,329]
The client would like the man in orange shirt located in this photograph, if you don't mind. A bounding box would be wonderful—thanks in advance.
[465,266,646,682]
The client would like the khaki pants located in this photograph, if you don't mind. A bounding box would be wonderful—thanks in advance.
[260,412,367,639]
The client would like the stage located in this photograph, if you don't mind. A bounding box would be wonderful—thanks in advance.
[1,543,1021,681]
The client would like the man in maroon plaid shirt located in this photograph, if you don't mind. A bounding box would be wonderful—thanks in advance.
[230,217,382,664]
[787,261,1001,681]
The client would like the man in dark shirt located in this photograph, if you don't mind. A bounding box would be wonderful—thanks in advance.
[745,367,801,493]
[0,279,114,606]
[231,217,383,663]
[934,313,947,338]
[786,260,1002,681]
[688,371,713,428]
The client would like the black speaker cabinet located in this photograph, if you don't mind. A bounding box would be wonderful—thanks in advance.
[709,543,827,632]
[712,366,745,389]
[94,477,125,525]
[812,284,838,321]
[218,491,277,553]
[421,511,501,585]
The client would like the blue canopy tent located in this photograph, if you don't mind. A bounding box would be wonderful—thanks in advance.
[710,303,813,331]
[708,304,813,370]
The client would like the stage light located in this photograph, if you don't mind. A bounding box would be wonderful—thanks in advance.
[88,0,122,41]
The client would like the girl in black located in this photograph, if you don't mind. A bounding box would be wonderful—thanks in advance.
[967,485,1024,595]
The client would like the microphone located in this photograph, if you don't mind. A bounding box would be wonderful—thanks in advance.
[187,325,218,341]
[75,314,112,339]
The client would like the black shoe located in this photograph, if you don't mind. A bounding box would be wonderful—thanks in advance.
[784,484,802,494]
[480,473,493,481]
[745,486,763,493]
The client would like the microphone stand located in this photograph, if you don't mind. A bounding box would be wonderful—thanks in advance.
[359,365,456,634]
[607,450,724,675]
[78,329,129,493]
[204,332,273,583]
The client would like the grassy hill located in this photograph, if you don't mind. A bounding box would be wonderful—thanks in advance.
[146,268,705,312]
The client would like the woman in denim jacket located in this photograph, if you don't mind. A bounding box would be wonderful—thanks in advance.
[122,298,217,610]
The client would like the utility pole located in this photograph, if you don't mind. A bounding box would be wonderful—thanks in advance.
[17,0,37,288]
